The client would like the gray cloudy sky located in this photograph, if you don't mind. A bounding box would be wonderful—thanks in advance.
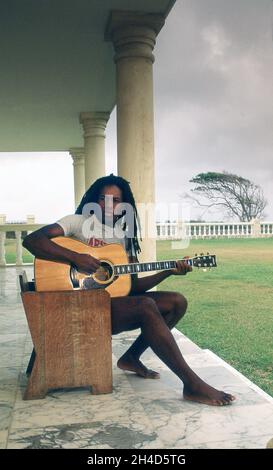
[1,0,273,223]
[152,0,273,220]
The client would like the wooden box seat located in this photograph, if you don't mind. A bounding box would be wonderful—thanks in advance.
[19,271,112,400]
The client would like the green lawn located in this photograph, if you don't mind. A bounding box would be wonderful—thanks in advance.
[4,236,273,396]
[5,239,33,264]
[157,238,273,397]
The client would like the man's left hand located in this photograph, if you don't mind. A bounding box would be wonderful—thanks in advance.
[170,259,192,275]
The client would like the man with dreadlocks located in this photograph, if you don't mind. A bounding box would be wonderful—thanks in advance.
[23,174,235,406]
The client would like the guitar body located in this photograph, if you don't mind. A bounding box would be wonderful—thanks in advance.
[34,237,131,297]
[34,237,217,297]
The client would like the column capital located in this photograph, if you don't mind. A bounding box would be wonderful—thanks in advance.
[79,112,110,139]
[69,147,85,166]
[0,214,6,224]
[26,215,35,224]
[105,10,165,63]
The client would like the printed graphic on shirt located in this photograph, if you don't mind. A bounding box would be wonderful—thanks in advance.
[88,237,108,247]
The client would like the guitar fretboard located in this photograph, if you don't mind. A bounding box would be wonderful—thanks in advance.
[114,259,193,275]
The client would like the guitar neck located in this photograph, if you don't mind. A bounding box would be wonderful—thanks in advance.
[113,258,193,276]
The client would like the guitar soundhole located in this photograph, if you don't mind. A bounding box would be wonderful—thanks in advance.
[70,261,115,289]
[70,261,113,289]
[94,262,113,283]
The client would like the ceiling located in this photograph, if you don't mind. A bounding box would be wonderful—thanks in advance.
[0,0,175,151]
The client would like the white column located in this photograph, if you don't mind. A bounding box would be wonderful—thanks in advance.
[15,231,23,266]
[106,12,164,266]
[0,232,6,266]
[0,215,6,266]
[79,112,110,189]
[26,215,35,224]
[251,218,261,238]
[69,148,86,209]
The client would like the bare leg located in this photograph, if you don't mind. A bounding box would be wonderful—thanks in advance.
[117,291,187,379]
[111,294,236,406]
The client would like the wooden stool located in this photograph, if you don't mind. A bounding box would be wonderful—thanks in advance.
[19,272,112,400]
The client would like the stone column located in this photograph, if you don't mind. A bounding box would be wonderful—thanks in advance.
[106,12,165,266]
[0,215,6,266]
[15,231,23,266]
[251,218,261,238]
[0,232,6,266]
[79,112,110,190]
[26,215,35,224]
[69,148,86,209]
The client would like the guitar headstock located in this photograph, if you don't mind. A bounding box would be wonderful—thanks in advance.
[192,252,217,269]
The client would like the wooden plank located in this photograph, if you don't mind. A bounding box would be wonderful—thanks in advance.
[21,292,47,399]
[21,289,112,399]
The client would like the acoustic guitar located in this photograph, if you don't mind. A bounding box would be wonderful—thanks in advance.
[34,236,217,297]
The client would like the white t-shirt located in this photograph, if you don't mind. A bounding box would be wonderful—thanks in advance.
[56,213,135,289]
[57,213,129,248]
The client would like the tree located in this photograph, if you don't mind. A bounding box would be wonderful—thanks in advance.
[187,171,267,222]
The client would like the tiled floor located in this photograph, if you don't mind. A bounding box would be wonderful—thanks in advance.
[1,266,273,449]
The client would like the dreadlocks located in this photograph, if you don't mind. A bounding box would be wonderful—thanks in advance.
[75,174,142,255]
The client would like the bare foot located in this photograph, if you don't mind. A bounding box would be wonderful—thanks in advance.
[183,380,236,406]
[117,353,160,379]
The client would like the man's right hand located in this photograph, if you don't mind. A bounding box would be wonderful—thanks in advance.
[72,253,101,274]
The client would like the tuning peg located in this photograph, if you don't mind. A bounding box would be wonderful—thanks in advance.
[195,253,198,257]
[200,252,204,256]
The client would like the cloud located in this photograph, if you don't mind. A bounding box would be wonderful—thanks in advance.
[1,0,272,223]
[153,0,273,220]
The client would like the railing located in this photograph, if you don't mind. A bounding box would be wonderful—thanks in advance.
[157,220,273,240]
[260,222,273,236]
[0,222,44,266]
[0,219,272,266]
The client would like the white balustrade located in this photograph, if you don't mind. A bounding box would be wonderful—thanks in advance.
[0,216,44,267]
[0,217,272,267]
[156,220,272,240]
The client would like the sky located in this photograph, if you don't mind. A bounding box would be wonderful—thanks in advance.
[1,0,273,223]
